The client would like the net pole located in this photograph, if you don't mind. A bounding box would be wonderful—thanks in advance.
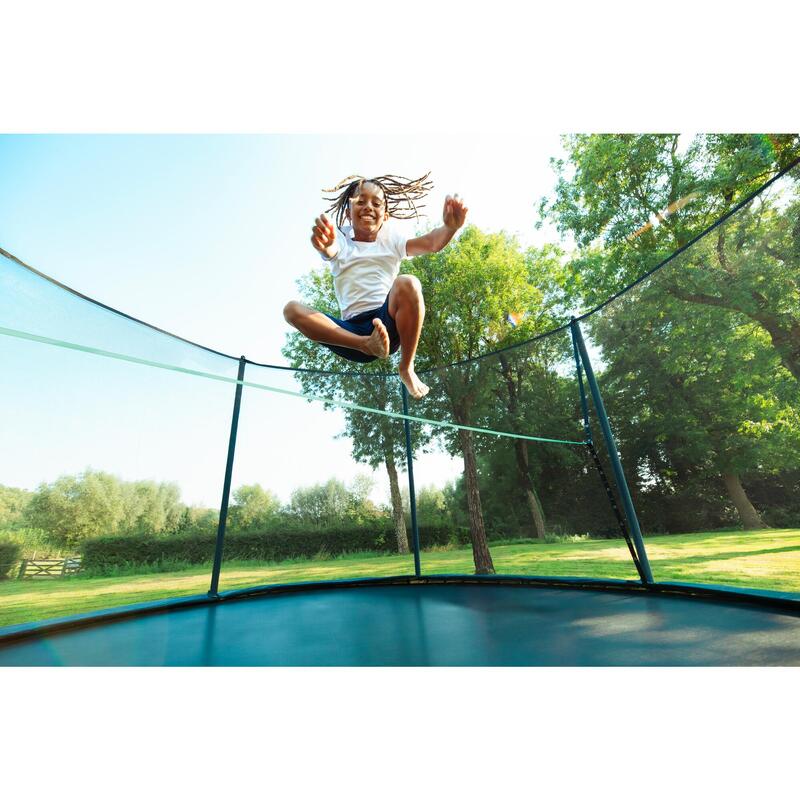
[571,319,646,579]
[209,356,247,597]
[570,319,654,585]
[401,384,422,577]
[570,317,646,583]
[570,322,593,443]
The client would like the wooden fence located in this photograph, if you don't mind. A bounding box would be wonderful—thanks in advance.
[17,557,82,578]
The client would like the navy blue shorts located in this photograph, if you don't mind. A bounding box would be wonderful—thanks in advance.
[323,294,400,363]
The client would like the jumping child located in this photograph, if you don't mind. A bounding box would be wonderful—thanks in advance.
[283,173,468,399]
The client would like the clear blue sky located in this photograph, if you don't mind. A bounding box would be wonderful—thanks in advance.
[0,134,567,506]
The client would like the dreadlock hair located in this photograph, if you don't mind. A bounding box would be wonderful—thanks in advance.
[322,173,434,230]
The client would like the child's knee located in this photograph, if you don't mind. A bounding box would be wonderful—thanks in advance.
[395,274,423,301]
[283,300,303,324]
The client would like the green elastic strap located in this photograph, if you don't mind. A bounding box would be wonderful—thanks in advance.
[0,325,585,446]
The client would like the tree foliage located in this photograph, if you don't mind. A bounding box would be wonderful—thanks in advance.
[23,470,184,548]
[590,286,800,529]
[229,484,280,531]
[281,265,426,553]
[0,485,33,529]
[540,134,800,530]
[408,226,555,570]
[541,133,800,379]
[288,477,380,527]
[11,135,800,575]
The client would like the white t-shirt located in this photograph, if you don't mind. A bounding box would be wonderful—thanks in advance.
[321,223,410,319]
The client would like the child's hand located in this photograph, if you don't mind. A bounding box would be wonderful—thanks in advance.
[311,213,338,256]
[443,194,468,231]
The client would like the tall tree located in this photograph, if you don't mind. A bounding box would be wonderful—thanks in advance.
[589,286,800,530]
[476,244,579,540]
[24,471,187,546]
[540,133,800,380]
[282,267,430,554]
[342,382,412,553]
[408,226,544,573]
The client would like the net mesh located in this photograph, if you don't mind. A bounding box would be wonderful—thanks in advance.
[581,162,800,591]
[1,158,798,631]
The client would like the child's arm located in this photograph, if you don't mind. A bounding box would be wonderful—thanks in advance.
[406,194,468,257]
[310,213,339,259]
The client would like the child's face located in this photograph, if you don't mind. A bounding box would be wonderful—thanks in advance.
[346,181,388,237]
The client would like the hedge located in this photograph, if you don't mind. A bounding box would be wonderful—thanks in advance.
[80,524,470,572]
[0,538,22,579]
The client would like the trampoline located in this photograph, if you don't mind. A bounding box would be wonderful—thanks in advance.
[2,578,800,666]
[2,153,800,667]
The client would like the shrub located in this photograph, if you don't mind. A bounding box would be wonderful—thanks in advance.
[79,523,470,573]
[0,537,22,579]
[80,532,217,572]
[417,525,470,548]
[1,526,68,557]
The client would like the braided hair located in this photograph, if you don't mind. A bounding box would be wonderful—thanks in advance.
[322,173,434,229]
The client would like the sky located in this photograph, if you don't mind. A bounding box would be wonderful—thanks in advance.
[0,133,570,506]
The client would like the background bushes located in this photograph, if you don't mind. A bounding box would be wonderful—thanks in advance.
[0,538,22,579]
[80,523,469,573]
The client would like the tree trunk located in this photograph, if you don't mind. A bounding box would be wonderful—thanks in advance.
[514,440,546,540]
[667,285,800,383]
[751,314,800,383]
[385,453,409,554]
[497,354,546,540]
[722,472,768,530]
[458,428,495,574]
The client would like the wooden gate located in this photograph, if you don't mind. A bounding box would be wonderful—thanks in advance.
[17,557,82,578]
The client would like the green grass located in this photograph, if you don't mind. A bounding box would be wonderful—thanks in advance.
[1,528,798,629]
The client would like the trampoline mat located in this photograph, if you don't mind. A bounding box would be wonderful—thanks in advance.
[2,583,800,666]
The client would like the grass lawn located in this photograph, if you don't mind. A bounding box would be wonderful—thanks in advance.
[1,528,798,629]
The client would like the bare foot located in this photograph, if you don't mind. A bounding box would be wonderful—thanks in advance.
[399,365,429,399]
[361,319,390,359]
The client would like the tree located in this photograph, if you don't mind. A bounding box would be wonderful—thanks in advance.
[415,485,449,523]
[589,286,800,530]
[663,195,800,382]
[337,375,413,551]
[0,485,33,529]
[401,481,463,527]
[229,484,280,531]
[487,343,563,540]
[288,477,377,527]
[177,506,218,535]
[24,470,187,547]
[474,244,579,540]
[25,470,129,548]
[125,480,183,535]
[407,226,545,573]
[540,133,800,380]
[281,266,429,554]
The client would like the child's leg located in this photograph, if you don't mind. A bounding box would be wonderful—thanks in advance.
[388,276,429,399]
[283,301,390,358]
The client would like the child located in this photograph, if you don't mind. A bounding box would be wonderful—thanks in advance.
[283,173,468,399]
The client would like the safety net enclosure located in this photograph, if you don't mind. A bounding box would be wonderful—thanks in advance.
[0,247,242,622]
[410,326,647,582]
[580,159,800,591]
[0,153,799,666]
